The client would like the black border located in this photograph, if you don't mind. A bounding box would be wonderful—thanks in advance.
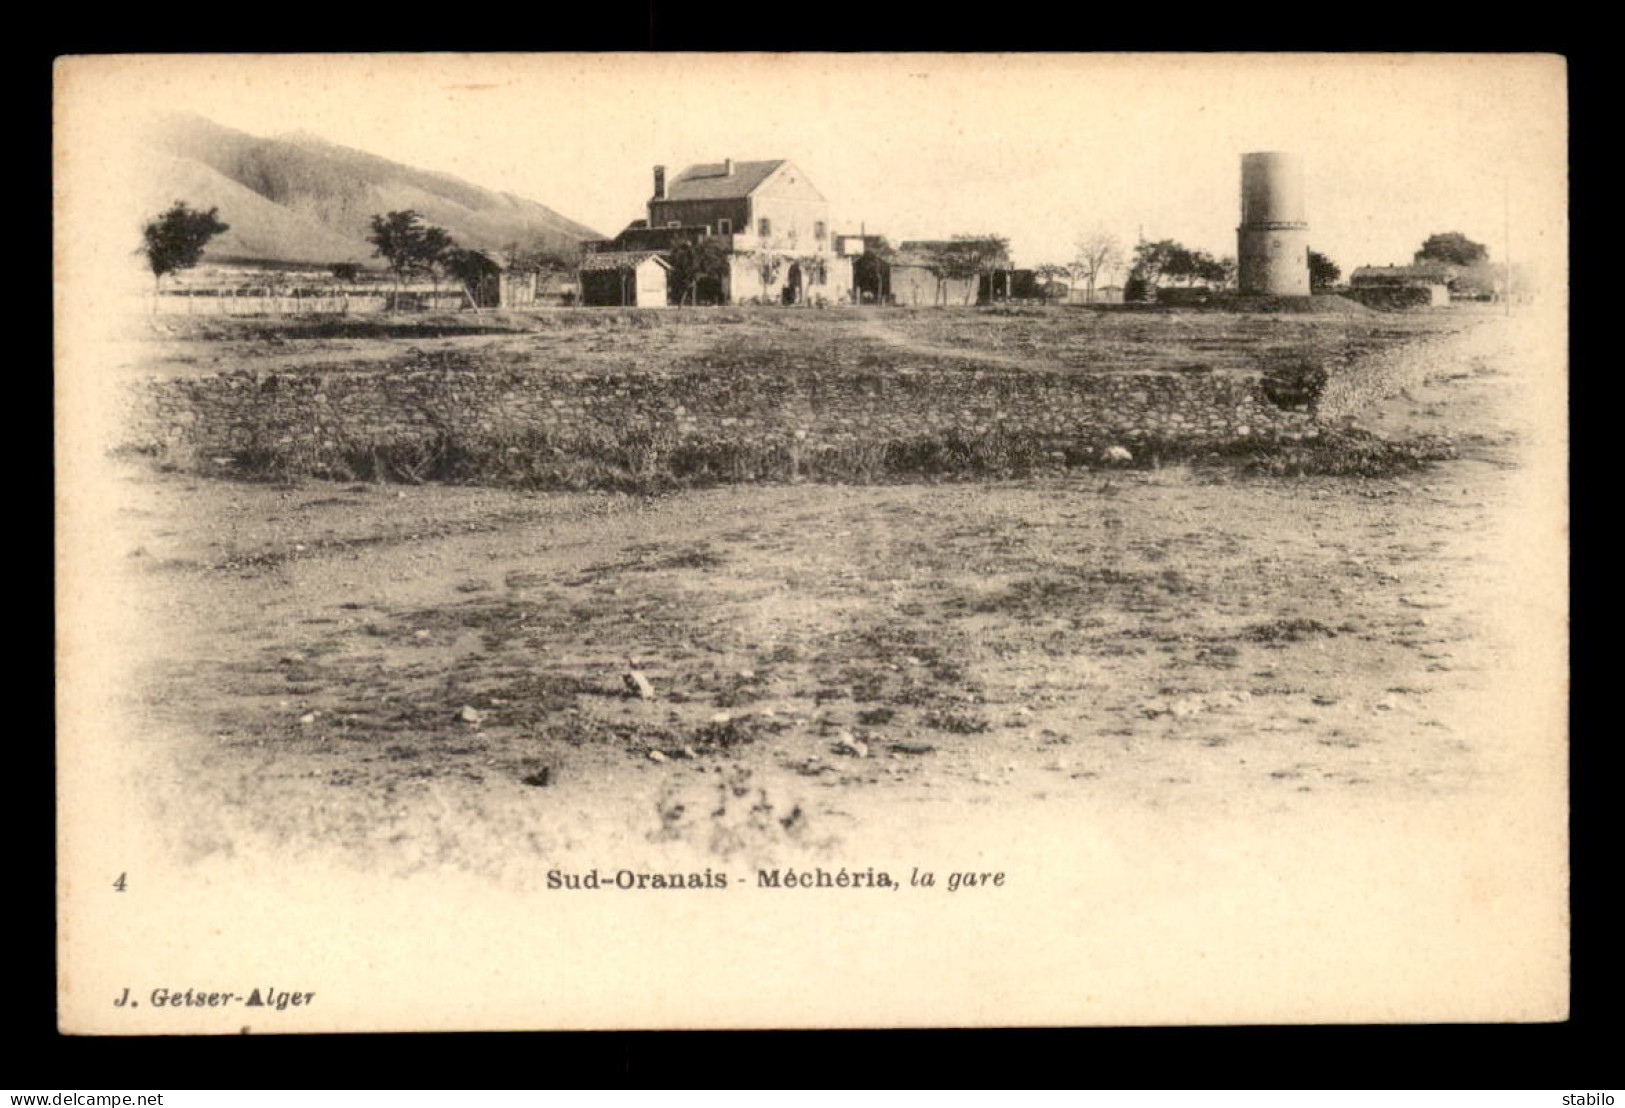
[38,38,1602,1089]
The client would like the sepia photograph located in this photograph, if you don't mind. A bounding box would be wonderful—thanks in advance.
[54,52,1569,1033]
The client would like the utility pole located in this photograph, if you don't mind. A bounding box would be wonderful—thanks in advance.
[1504,176,1512,317]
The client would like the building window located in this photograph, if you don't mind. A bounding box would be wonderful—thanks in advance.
[758,218,771,237]
[718,219,731,235]
[815,221,826,241]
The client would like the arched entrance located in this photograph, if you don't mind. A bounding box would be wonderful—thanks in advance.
[782,262,803,305]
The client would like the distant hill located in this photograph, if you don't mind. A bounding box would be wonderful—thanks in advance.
[136,112,602,268]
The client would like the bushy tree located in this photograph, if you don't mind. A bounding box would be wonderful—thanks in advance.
[1309,250,1341,291]
[1417,232,1488,268]
[1033,263,1071,302]
[926,235,1010,305]
[368,210,457,302]
[141,201,230,297]
[1161,244,1227,287]
[666,238,731,305]
[419,226,455,298]
[1160,244,1196,285]
[1196,253,1231,288]
[438,247,498,303]
[1132,239,1230,290]
[1130,239,1181,288]
[368,210,423,287]
[329,262,361,283]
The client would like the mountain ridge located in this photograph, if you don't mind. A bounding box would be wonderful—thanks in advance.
[139,112,602,268]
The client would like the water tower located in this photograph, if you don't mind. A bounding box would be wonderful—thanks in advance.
[1237,152,1310,296]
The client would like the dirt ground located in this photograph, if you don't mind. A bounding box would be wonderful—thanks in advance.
[112,300,1466,380]
[85,304,1566,890]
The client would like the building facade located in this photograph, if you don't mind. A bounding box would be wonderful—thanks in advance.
[586,159,852,306]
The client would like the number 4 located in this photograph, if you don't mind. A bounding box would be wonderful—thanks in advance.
[113,873,127,892]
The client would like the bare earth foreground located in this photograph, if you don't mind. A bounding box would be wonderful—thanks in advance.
[62,305,1568,1028]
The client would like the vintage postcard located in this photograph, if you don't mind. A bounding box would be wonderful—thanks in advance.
[55,53,1569,1033]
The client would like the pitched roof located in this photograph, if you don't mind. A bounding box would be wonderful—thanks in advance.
[900,238,1007,253]
[898,239,1012,267]
[578,251,671,271]
[663,160,785,201]
[1350,265,1449,283]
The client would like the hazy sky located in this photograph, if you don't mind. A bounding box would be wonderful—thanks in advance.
[65,53,1567,281]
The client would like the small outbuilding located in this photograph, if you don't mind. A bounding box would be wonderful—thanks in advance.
[880,249,978,306]
[1349,265,1451,307]
[578,251,672,308]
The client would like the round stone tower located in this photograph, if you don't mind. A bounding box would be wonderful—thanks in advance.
[1237,152,1311,296]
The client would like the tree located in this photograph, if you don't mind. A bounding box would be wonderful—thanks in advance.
[419,225,455,301]
[853,238,894,303]
[368,210,457,305]
[1128,239,1230,291]
[1417,232,1488,268]
[329,262,361,283]
[439,247,498,307]
[1033,263,1071,302]
[1071,227,1123,303]
[141,201,230,303]
[1194,252,1230,288]
[752,248,783,304]
[1160,244,1199,286]
[1308,250,1341,291]
[956,234,1010,271]
[502,238,577,282]
[926,235,1010,305]
[1129,239,1182,289]
[666,238,731,306]
[368,210,424,291]
[922,246,967,306]
[1157,244,1222,287]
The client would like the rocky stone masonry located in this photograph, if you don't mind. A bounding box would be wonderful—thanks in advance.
[124,366,1318,462]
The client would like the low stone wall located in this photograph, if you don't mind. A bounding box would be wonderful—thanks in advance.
[123,365,1318,466]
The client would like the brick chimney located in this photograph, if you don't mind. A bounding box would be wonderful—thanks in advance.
[653,165,666,200]
[723,158,734,176]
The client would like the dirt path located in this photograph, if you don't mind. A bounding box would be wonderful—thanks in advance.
[850,308,1055,371]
